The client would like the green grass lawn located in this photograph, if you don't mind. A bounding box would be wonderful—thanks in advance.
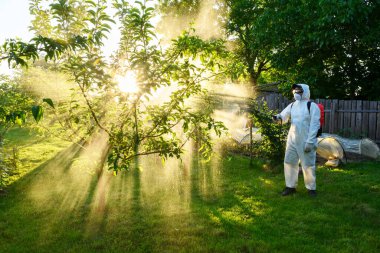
[1,127,71,186]
[0,128,380,253]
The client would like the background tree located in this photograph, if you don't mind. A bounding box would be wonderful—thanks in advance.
[163,0,379,99]
[0,75,41,191]
[158,0,200,14]
[255,0,380,99]
[156,0,277,87]
[225,0,273,87]
[0,76,35,145]
[157,0,227,44]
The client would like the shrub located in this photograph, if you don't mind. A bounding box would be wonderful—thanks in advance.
[249,99,288,169]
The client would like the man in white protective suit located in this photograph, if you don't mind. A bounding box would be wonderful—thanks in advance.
[273,83,320,197]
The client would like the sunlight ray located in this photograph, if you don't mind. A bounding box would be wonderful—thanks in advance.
[116,71,139,94]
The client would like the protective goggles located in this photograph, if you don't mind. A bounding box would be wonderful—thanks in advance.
[291,84,304,94]
[292,89,303,94]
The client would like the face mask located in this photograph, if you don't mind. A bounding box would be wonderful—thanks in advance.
[294,93,302,101]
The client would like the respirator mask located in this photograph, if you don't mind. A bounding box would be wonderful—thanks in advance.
[292,86,303,101]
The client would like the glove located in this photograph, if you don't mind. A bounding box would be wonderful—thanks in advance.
[304,143,314,153]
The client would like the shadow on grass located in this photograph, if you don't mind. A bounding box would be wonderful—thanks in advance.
[0,142,85,252]
[0,132,116,252]
[1,140,380,253]
[2,142,82,196]
[1,135,208,252]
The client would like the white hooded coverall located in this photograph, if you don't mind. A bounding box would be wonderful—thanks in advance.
[276,84,320,190]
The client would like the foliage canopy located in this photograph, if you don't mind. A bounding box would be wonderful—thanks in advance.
[0,0,228,172]
[229,0,380,99]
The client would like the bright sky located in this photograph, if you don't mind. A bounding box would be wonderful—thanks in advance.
[0,0,32,42]
[0,0,31,75]
[0,0,122,75]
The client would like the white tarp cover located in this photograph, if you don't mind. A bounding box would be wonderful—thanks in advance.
[231,127,261,144]
[316,137,345,166]
[231,131,379,161]
[319,134,380,159]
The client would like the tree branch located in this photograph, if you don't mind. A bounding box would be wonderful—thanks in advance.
[77,83,111,136]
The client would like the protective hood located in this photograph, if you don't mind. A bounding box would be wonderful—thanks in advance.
[293,83,310,101]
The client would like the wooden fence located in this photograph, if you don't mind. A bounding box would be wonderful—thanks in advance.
[262,93,380,143]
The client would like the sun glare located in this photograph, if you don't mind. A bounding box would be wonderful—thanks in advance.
[116,71,139,93]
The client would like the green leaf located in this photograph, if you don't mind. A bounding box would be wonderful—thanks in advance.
[43,98,55,109]
[14,111,26,126]
[31,105,43,123]
[15,117,23,126]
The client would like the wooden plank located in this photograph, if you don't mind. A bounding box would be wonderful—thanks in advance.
[343,100,351,138]
[266,94,271,109]
[276,93,280,110]
[337,109,380,113]
[376,102,380,142]
[351,100,357,137]
[274,94,279,110]
[280,94,285,110]
[331,99,338,134]
[326,99,331,133]
[338,100,344,133]
[324,99,331,133]
[281,99,286,111]
[282,95,289,111]
[355,100,362,137]
[368,101,377,140]
[279,95,283,112]
[264,94,269,108]
[362,101,369,138]
[268,94,272,108]
[269,93,274,110]
[272,93,276,110]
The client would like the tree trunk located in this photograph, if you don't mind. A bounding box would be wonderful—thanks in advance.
[250,74,258,95]
[250,76,258,86]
